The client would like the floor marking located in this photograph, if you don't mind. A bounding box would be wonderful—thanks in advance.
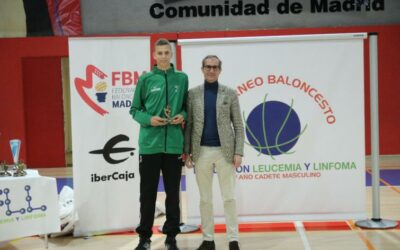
[366,169,400,194]
[294,221,312,250]
[347,220,376,250]
[302,221,351,231]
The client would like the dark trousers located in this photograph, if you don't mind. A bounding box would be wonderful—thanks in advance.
[136,153,182,239]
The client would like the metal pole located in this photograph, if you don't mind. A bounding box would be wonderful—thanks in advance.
[356,33,398,229]
[44,234,49,249]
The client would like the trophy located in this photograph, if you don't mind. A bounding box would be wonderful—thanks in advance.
[13,160,27,177]
[10,139,21,174]
[164,105,172,123]
[0,161,11,177]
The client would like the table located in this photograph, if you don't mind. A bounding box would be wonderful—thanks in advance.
[0,170,60,246]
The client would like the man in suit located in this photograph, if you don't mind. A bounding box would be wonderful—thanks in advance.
[184,55,244,250]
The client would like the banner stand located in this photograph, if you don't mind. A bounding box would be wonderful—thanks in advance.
[158,224,199,234]
[69,37,148,236]
[355,33,398,229]
[180,33,368,224]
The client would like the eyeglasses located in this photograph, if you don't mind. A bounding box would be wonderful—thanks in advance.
[203,65,220,71]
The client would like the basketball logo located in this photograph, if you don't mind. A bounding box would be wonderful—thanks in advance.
[244,94,307,159]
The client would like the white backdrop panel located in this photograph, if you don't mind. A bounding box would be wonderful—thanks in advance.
[179,34,367,223]
[69,37,149,235]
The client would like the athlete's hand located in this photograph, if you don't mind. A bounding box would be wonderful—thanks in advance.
[170,114,184,125]
[151,116,168,126]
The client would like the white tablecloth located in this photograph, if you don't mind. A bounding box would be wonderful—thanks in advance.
[0,170,60,241]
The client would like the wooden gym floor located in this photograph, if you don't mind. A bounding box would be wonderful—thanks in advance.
[1,155,399,250]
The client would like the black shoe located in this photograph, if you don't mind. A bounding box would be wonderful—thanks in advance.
[229,241,240,250]
[196,240,215,250]
[165,237,179,250]
[134,237,151,250]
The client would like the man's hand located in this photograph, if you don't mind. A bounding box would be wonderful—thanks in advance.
[170,114,184,125]
[151,116,168,126]
[185,154,194,168]
[233,155,242,168]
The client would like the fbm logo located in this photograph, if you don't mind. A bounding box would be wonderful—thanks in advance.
[74,64,145,115]
[74,65,110,116]
[244,94,307,159]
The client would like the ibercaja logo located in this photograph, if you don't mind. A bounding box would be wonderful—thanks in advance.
[237,74,336,159]
[74,64,146,116]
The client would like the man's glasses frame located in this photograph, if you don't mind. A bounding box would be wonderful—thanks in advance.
[203,65,220,71]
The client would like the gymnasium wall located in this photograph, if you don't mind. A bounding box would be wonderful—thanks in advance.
[0,25,399,167]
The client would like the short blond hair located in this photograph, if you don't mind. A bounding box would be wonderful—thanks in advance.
[154,38,171,51]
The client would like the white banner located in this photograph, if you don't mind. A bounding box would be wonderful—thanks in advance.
[69,37,150,236]
[179,33,367,223]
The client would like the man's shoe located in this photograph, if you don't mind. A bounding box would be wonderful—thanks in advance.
[165,237,179,250]
[134,237,151,250]
[195,240,216,250]
[229,241,240,250]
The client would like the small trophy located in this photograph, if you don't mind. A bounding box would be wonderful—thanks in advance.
[0,161,11,177]
[13,160,27,177]
[10,139,21,173]
[164,105,172,123]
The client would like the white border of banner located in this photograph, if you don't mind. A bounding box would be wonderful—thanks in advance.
[180,33,367,224]
[179,33,367,46]
[69,36,150,236]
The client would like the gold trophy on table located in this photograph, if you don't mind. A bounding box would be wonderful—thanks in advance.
[14,161,27,177]
[0,160,11,177]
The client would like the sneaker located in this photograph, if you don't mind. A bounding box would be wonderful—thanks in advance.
[165,237,179,250]
[195,240,215,250]
[229,241,240,250]
[134,237,151,250]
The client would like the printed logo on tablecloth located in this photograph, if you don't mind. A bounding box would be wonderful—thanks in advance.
[0,186,47,224]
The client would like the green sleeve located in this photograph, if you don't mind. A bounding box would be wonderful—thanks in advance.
[129,77,152,126]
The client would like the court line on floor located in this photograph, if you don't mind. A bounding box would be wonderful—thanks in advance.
[347,220,376,250]
[366,169,400,194]
[294,221,312,250]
